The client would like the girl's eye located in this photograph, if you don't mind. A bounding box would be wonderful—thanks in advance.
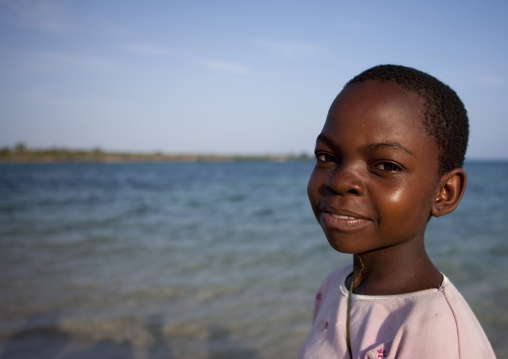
[316,153,336,163]
[375,162,402,172]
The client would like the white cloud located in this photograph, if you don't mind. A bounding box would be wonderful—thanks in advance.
[257,40,324,58]
[123,43,249,74]
[197,58,249,74]
[0,0,68,34]
[5,49,117,74]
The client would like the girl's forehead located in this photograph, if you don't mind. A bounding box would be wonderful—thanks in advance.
[323,81,437,158]
[328,81,427,133]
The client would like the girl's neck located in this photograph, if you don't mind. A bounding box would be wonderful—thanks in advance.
[347,241,442,296]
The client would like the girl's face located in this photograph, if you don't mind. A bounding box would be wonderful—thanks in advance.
[307,81,441,255]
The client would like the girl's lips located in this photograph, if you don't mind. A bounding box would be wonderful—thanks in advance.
[320,211,371,231]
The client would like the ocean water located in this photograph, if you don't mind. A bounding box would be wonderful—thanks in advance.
[0,161,507,359]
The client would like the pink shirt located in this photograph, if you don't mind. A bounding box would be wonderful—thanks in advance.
[298,264,495,359]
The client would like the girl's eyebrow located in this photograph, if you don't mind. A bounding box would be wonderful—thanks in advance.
[363,142,415,156]
[316,134,415,156]
[316,134,339,148]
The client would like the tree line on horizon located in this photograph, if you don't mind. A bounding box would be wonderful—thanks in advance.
[0,143,312,163]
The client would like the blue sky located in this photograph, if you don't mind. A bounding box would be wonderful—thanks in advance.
[1,1,507,159]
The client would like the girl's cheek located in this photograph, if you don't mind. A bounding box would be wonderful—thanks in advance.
[307,172,320,198]
[387,188,403,203]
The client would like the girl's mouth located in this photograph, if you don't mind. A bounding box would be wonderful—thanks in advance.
[320,211,371,231]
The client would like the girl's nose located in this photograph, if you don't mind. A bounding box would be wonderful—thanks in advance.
[325,165,365,195]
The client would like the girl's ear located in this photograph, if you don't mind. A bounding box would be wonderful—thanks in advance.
[431,168,467,217]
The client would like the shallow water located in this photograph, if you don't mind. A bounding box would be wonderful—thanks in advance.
[0,161,507,358]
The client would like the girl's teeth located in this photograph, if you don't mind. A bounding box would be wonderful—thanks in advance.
[331,214,355,219]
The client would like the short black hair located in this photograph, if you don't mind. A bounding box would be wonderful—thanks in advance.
[345,64,469,175]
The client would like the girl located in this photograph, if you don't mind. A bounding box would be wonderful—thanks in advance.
[299,65,495,358]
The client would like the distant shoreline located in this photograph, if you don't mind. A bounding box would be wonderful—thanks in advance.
[1,146,505,164]
[0,146,312,163]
